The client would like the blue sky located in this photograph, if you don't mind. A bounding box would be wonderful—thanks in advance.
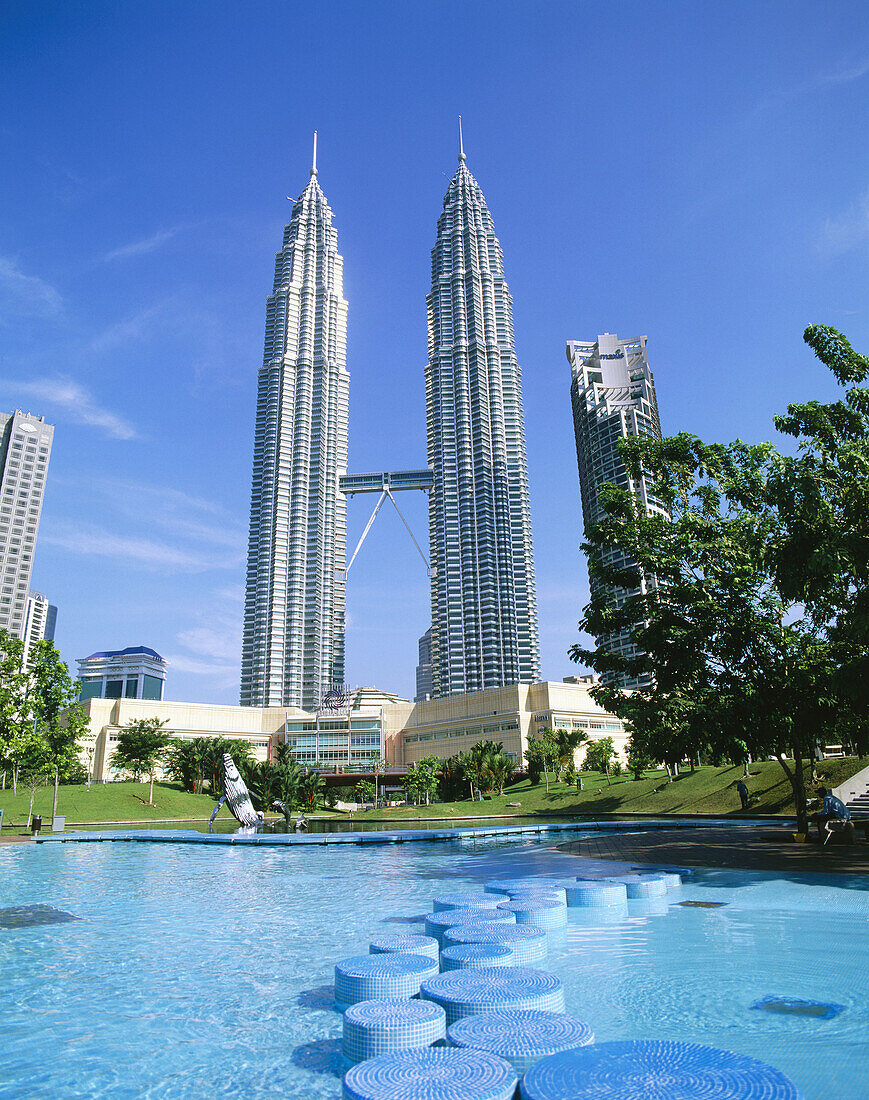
[1,0,867,704]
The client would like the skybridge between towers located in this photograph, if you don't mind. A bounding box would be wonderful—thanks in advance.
[339,469,434,576]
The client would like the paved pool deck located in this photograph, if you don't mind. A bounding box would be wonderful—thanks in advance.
[557,823,869,875]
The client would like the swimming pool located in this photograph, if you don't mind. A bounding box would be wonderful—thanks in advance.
[1,829,865,1098]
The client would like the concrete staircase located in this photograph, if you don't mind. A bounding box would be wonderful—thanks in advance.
[833,764,869,824]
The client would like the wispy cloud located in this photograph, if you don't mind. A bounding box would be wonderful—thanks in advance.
[817,55,869,88]
[87,301,167,355]
[819,186,869,256]
[70,476,247,551]
[167,587,242,688]
[42,524,240,573]
[3,376,137,439]
[101,226,183,263]
[0,255,62,317]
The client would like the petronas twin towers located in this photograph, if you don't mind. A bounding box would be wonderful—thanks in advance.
[241,134,539,709]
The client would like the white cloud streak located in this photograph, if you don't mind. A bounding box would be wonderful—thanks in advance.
[101,226,183,263]
[3,376,137,439]
[0,255,62,317]
[42,525,240,573]
[87,301,167,355]
[819,186,869,256]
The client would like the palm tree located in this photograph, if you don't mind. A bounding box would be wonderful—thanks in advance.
[552,728,586,781]
[297,769,323,811]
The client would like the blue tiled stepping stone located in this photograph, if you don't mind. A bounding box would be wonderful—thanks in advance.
[421,966,565,1025]
[443,921,548,966]
[496,898,567,929]
[503,888,567,906]
[485,880,566,901]
[519,1039,803,1099]
[433,893,508,912]
[343,1047,518,1100]
[335,953,440,1007]
[565,880,628,907]
[369,934,440,961]
[343,998,446,1065]
[448,1009,594,1073]
[425,909,514,947]
[441,944,517,971]
[606,874,668,899]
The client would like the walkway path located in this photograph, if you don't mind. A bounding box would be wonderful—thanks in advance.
[558,823,869,874]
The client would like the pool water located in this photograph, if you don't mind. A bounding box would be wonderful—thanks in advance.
[1,831,866,1098]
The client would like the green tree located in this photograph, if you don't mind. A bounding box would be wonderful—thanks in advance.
[0,631,33,795]
[248,760,284,810]
[368,753,386,808]
[407,756,441,805]
[355,779,375,804]
[583,737,616,778]
[626,739,654,780]
[767,326,869,717]
[29,640,88,820]
[551,727,586,780]
[569,326,869,831]
[111,718,172,805]
[439,753,474,801]
[523,729,559,792]
[297,769,323,810]
[17,733,53,828]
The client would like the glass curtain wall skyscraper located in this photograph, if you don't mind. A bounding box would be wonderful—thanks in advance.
[241,140,349,710]
[567,333,667,689]
[425,143,540,696]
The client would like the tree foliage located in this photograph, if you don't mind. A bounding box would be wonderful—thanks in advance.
[406,755,441,805]
[0,633,85,811]
[111,718,172,805]
[583,737,616,775]
[570,326,869,831]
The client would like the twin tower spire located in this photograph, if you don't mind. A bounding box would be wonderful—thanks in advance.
[240,131,540,709]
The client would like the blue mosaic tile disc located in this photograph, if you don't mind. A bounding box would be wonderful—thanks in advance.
[448,1009,594,1073]
[502,888,567,906]
[443,921,548,965]
[421,966,565,1025]
[335,953,440,1007]
[343,1047,518,1100]
[433,893,509,912]
[606,874,668,899]
[496,898,567,928]
[425,909,514,946]
[484,880,567,900]
[565,881,628,907]
[519,1039,803,1099]
[369,934,440,961]
[342,997,446,1065]
[441,944,517,971]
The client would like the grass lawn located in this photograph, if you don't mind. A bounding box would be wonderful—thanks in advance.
[0,781,245,826]
[353,757,869,821]
[1,758,865,827]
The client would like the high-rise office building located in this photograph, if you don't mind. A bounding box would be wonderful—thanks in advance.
[241,137,349,710]
[77,646,167,701]
[0,411,53,642]
[23,589,57,667]
[425,140,540,696]
[414,627,433,702]
[567,333,666,689]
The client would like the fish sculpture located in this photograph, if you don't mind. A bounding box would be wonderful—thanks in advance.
[208,753,263,828]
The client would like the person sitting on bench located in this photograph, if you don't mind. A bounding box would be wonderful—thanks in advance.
[811,787,854,844]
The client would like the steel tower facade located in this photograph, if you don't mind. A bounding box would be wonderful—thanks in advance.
[241,142,349,709]
[425,146,540,696]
